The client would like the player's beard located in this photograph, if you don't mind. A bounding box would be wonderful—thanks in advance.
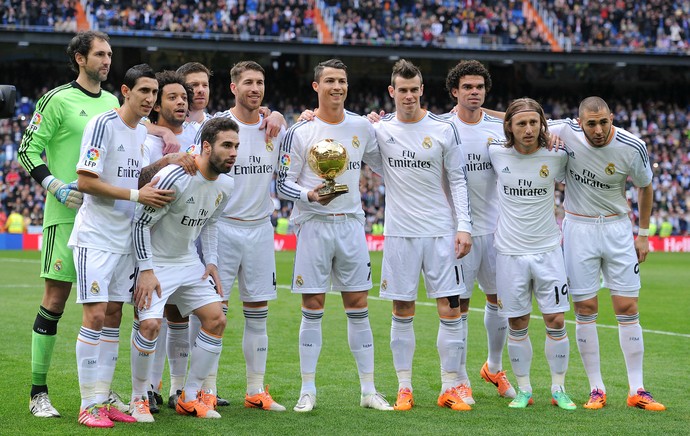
[208,149,234,176]
[85,66,107,84]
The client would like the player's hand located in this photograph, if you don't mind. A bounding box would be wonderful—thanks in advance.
[366,110,385,124]
[161,130,182,155]
[455,231,472,259]
[137,176,175,208]
[260,111,286,142]
[167,152,197,175]
[201,263,224,297]
[307,184,346,206]
[547,133,564,152]
[634,235,649,263]
[43,176,83,209]
[134,269,161,310]
[298,109,316,122]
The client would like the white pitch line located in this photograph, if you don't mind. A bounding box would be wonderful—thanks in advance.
[3,281,686,339]
[275,284,690,339]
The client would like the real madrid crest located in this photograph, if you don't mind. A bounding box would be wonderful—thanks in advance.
[53,259,63,272]
[381,279,388,290]
[266,140,274,152]
[215,193,222,208]
[352,136,360,148]
[497,298,503,309]
[422,136,432,149]
[90,281,100,295]
[140,143,145,156]
[605,162,615,175]
[295,275,304,287]
[486,137,494,146]
[539,164,549,178]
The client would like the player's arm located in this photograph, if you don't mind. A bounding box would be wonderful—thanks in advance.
[145,122,181,155]
[259,110,287,141]
[635,183,653,263]
[139,153,197,188]
[77,171,174,209]
[276,131,308,202]
[444,125,473,258]
[18,95,84,208]
[132,177,178,309]
[362,123,384,176]
[199,192,230,296]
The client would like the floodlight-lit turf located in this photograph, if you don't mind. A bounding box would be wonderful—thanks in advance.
[1,250,688,434]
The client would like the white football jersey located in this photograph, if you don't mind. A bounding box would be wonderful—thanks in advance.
[549,119,652,216]
[133,164,234,270]
[489,142,568,255]
[446,111,504,236]
[373,110,471,237]
[276,111,382,225]
[208,110,285,220]
[142,123,198,167]
[69,109,146,254]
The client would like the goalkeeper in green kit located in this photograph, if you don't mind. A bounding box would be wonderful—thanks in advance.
[18,30,120,418]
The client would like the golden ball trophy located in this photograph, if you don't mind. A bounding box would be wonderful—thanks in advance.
[307,139,349,195]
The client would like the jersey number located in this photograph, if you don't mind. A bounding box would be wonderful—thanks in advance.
[554,284,569,305]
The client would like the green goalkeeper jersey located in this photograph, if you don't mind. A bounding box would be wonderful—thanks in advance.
[18,81,119,227]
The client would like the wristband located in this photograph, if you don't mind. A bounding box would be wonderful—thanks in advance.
[129,189,140,203]
[637,228,650,237]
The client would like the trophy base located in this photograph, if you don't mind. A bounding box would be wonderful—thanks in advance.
[318,183,349,196]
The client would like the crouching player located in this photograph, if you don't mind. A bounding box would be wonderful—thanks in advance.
[129,117,238,421]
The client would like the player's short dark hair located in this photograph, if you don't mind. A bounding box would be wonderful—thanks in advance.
[314,59,347,82]
[176,62,213,80]
[445,60,492,100]
[390,59,422,88]
[199,117,239,147]
[578,96,610,117]
[230,61,265,84]
[149,70,191,123]
[503,97,549,149]
[123,64,156,90]
[66,30,110,74]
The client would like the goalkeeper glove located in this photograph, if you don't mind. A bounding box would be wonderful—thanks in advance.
[42,175,83,209]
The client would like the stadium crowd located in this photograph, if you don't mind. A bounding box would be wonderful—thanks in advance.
[547,0,690,53]
[2,0,690,53]
[1,73,688,236]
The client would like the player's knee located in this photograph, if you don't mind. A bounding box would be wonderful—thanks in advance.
[573,297,598,315]
[543,312,565,329]
[204,310,227,335]
[139,319,161,340]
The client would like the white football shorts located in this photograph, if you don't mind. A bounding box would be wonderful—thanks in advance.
[137,262,222,321]
[459,233,498,299]
[74,246,134,304]
[292,214,372,294]
[217,217,277,302]
[379,235,466,302]
[496,247,570,318]
[562,213,640,301]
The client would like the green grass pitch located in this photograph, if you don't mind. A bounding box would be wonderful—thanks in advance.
[1,250,688,434]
